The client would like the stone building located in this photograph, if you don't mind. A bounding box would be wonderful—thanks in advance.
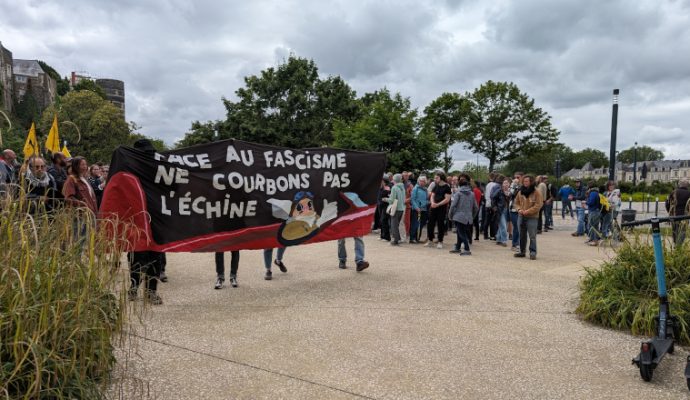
[0,41,13,113]
[13,59,57,110]
[96,78,125,116]
[564,160,690,184]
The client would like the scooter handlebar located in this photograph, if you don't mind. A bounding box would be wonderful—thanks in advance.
[621,214,690,228]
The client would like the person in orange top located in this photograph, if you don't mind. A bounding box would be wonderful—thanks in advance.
[62,156,98,214]
[513,175,543,260]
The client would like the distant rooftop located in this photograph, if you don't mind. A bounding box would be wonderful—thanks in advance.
[13,59,43,77]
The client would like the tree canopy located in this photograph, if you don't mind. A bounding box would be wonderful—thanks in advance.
[333,89,440,172]
[38,90,129,163]
[421,92,469,172]
[617,145,664,164]
[459,81,559,171]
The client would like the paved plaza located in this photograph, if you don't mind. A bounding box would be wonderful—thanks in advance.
[116,213,688,399]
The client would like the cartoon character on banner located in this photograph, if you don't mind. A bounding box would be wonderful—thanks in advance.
[267,191,339,246]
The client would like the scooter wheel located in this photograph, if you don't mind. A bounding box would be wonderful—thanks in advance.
[640,364,653,382]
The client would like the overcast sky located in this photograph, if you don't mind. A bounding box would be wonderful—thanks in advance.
[2,0,689,167]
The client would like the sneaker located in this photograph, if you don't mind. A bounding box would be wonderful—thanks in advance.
[338,260,347,269]
[274,259,287,273]
[511,246,519,252]
[514,253,526,258]
[409,240,417,244]
[159,271,168,283]
[529,254,537,260]
[496,242,507,247]
[588,241,599,247]
[214,277,224,290]
[449,248,461,254]
[264,270,272,280]
[127,287,138,301]
[424,241,433,247]
[390,241,400,246]
[356,260,369,272]
[460,251,472,256]
[571,232,580,237]
[146,291,163,305]
[230,275,238,287]
[436,243,443,249]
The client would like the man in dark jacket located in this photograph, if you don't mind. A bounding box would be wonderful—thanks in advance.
[571,179,588,237]
[665,180,690,245]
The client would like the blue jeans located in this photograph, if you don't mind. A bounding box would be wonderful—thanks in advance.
[510,211,520,247]
[263,248,286,269]
[544,203,553,227]
[409,209,428,242]
[338,237,365,263]
[576,206,586,235]
[562,201,573,219]
[588,210,602,241]
[600,212,613,238]
[496,209,508,243]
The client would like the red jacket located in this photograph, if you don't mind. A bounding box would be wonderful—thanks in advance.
[63,175,98,213]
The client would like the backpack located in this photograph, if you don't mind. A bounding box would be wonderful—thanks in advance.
[598,193,610,214]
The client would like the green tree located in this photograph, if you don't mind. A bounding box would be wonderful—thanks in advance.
[572,147,608,168]
[14,91,42,129]
[175,120,221,148]
[36,61,70,96]
[333,89,440,172]
[38,90,128,163]
[503,143,578,176]
[617,145,664,164]
[459,81,559,171]
[128,133,168,152]
[208,56,358,148]
[73,79,107,100]
[421,92,470,172]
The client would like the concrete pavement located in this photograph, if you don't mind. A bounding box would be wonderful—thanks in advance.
[111,220,689,399]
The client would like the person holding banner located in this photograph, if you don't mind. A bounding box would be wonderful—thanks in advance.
[215,251,240,289]
[337,237,369,272]
[263,248,287,280]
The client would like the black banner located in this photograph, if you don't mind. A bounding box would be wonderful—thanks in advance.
[100,139,386,252]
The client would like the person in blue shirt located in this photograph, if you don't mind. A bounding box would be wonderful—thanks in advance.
[570,180,588,237]
[585,181,602,246]
[558,183,575,219]
[409,175,429,243]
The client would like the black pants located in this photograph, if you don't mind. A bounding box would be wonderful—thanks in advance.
[379,207,391,241]
[484,208,497,238]
[216,251,240,278]
[373,204,382,230]
[472,213,480,240]
[129,251,164,292]
[427,206,447,243]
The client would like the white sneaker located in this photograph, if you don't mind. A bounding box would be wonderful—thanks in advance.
[424,241,433,247]
[436,243,443,249]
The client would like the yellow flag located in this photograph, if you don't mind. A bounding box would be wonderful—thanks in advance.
[61,143,72,158]
[23,122,40,159]
[45,114,60,153]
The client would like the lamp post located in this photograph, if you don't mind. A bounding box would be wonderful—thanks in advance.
[633,142,638,187]
[608,89,619,182]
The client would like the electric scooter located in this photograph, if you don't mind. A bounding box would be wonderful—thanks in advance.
[621,215,690,388]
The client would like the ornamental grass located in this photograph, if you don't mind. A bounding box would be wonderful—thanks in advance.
[0,190,137,399]
[577,226,690,344]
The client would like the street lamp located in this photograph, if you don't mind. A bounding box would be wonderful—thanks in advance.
[633,141,638,187]
[608,89,619,182]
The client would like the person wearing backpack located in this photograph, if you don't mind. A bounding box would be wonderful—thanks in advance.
[600,181,616,239]
[585,181,603,246]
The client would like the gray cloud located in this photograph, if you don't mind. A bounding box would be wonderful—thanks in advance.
[1,0,689,161]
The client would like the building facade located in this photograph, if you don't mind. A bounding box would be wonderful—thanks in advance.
[564,160,690,184]
[0,41,13,113]
[95,78,125,116]
[13,59,57,110]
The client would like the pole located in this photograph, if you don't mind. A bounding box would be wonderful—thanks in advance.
[633,142,638,187]
[609,89,619,182]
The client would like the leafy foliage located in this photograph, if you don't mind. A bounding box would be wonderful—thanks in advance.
[577,233,690,344]
[460,81,559,171]
[73,79,107,100]
[421,92,470,172]
[216,56,358,148]
[38,90,129,163]
[333,89,440,172]
[617,145,664,164]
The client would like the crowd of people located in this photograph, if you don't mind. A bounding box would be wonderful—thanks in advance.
[4,141,688,307]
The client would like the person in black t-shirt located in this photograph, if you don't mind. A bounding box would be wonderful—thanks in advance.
[425,172,452,249]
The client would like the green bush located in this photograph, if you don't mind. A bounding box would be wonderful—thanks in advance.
[0,195,132,399]
[577,232,690,344]
[619,192,668,202]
